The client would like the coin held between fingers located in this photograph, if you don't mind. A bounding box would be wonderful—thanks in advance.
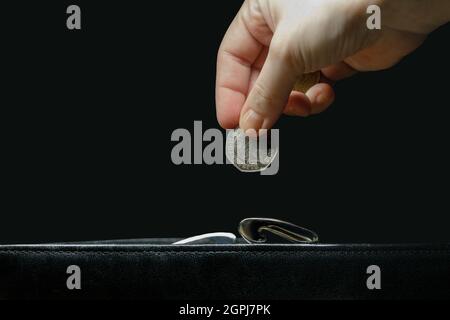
[293,71,321,93]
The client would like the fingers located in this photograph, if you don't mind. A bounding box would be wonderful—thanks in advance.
[216,6,355,130]
[216,5,264,129]
[245,66,336,120]
[239,40,299,133]
[306,83,335,115]
[284,92,312,117]
[282,63,349,117]
[283,83,335,117]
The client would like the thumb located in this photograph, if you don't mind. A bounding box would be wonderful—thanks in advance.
[239,38,301,133]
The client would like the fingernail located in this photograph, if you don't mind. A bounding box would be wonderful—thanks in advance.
[240,109,264,134]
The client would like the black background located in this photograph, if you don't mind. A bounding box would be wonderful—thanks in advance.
[2,1,449,244]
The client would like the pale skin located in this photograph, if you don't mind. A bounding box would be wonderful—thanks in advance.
[215,0,450,132]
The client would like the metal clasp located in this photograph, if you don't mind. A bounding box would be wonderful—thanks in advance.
[238,218,319,244]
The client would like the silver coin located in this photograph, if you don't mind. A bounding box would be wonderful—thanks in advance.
[225,129,278,172]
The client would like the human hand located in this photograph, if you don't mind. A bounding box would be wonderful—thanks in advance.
[215,0,448,132]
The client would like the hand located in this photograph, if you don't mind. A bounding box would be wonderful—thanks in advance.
[215,0,449,132]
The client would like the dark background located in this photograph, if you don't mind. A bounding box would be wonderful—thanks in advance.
[1,1,449,244]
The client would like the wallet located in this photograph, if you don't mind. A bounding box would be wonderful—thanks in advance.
[1,218,449,300]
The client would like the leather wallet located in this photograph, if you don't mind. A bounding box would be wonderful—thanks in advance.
[1,239,449,299]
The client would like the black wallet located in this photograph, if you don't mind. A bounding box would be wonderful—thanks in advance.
[1,218,449,300]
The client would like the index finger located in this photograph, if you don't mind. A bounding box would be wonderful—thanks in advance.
[215,5,264,129]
